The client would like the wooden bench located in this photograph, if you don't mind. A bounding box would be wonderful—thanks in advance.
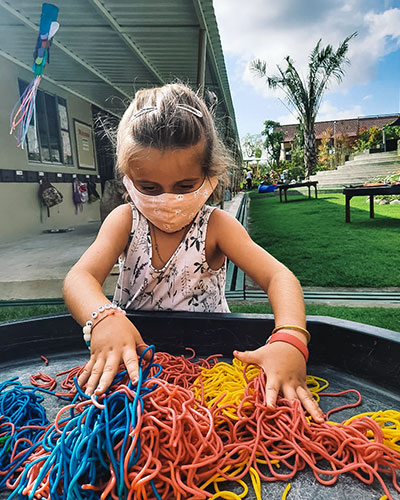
[277,181,318,202]
[342,184,400,222]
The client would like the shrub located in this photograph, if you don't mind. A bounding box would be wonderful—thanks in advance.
[354,126,383,152]
[384,125,400,140]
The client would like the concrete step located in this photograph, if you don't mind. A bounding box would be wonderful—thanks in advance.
[340,161,400,170]
[309,150,400,188]
[353,151,398,161]
[311,176,396,184]
[313,172,397,180]
[314,168,398,177]
[341,159,399,168]
[310,167,398,186]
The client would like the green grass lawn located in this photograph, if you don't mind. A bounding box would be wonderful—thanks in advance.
[249,192,400,287]
[1,303,399,333]
[0,304,68,322]
[230,303,400,332]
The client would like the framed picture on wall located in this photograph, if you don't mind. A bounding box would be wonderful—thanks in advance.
[73,119,96,170]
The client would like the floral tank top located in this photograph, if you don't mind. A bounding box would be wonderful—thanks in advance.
[113,204,230,313]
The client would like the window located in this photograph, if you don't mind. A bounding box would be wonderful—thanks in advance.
[19,80,73,165]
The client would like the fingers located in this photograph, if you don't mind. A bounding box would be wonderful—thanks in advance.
[78,359,94,388]
[122,347,140,385]
[282,385,297,403]
[264,376,280,409]
[296,386,325,423]
[78,346,142,396]
[233,349,258,364]
[79,349,140,396]
[136,342,151,361]
[83,357,105,396]
[94,353,121,395]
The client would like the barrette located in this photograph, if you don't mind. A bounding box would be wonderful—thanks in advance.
[130,106,157,121]
[176,104,203,118]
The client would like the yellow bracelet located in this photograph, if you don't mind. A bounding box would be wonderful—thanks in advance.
[271,325,311,343]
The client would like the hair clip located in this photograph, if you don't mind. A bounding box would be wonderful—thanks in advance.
[176,104,203,118]
[130,106,157,121]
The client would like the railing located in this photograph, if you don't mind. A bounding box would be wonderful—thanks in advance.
[225,193,248,299]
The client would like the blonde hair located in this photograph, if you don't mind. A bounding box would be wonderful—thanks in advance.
[116,83,230,201]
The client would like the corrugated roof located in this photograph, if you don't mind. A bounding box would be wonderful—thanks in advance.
[281,114,400,143]
[0,0,240,156]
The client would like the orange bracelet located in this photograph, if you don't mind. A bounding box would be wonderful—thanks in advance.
[268,332,309,362]
[91,308,126,332]
[83,307,126,350]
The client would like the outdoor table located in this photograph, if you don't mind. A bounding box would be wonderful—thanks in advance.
[277,181,318,202]
[342,184,400,223]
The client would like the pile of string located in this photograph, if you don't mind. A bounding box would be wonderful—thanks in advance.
[1,349,400,499]
[0,378,48,489]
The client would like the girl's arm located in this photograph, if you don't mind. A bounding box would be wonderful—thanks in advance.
[63,204,147,395]
[209,209,324,422]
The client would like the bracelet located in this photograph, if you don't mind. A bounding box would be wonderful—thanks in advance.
[267,332,309,362]
[271,324,311,343]
[82,303,125,350]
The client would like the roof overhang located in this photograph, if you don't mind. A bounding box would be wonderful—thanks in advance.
[0,0,241,157]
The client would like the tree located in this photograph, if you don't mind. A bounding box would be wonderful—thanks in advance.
[291,122,305,171]
[241,133,263,158]
[317,128,333,170]
[261,120,284,169]
[250,33,357,177]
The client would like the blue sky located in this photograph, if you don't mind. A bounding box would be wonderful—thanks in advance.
[213,0,400,139]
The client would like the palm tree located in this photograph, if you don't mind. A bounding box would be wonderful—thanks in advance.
[250,33,357,177]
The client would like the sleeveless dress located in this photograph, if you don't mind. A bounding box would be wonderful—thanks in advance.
[113,204,230,313]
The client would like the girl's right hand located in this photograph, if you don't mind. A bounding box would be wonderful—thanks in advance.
[77,314,148,396]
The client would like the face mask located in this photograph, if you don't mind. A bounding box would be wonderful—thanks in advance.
[123,175,218,233]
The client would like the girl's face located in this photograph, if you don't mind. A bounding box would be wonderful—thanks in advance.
[127,141,205,196]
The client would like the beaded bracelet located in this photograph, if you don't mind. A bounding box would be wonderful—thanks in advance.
[82,303,125,350]
[266,332,309,362]
[271,324,311,343]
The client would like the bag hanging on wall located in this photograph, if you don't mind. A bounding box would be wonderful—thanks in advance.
[39,178,63,217]
[72,177,89,213]
[87,179,100,202]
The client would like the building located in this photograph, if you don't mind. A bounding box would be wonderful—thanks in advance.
[0,0,241,241]
[280,114,400,160]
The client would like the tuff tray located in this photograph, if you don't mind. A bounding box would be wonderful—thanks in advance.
[0,312,399,499]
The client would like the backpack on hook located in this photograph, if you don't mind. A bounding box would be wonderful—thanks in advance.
[72,177,89,213]
[39,178,63,217]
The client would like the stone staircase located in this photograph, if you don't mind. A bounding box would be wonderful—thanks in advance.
[309,151,400,188]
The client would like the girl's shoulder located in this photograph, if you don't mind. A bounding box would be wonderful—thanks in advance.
[206,207,238,239]
[99,203,133,241]
[208,206,237,226]
[207,207,250,244]
[105,202,133,225]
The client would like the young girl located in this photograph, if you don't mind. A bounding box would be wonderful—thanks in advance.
[63,83,324,423]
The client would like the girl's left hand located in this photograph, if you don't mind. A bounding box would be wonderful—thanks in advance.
[233,342,325,423]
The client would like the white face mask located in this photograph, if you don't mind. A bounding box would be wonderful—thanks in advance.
[123,176,218,233]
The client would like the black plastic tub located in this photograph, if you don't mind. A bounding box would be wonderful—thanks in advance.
[0,312,399,499]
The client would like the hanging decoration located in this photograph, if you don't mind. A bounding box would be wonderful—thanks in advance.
[9,3,59,148]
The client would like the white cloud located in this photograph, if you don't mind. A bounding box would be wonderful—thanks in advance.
[276,112,299,126]
[276,101,364,125]
[316,101,363,121]
[214,0,400,97]
[363,94,373,100]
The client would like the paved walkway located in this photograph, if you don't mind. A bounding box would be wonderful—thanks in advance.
[0,194,245,301]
